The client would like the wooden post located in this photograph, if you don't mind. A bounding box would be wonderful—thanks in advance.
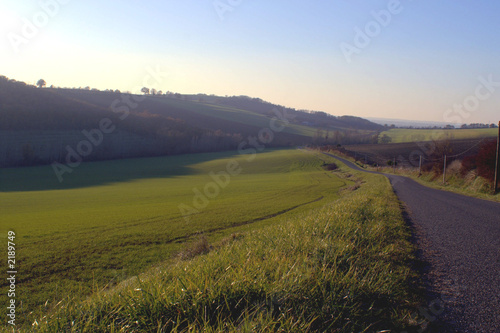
[494,121,500,194]
[419,155,422,176]
[443,155,447,184]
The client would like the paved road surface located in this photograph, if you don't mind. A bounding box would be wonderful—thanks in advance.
[324,153,500,333]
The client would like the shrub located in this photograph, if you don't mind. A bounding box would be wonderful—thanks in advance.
[446,159,462,175]
[460,155,476,176]
[460,139,497,181]
[323,162,338,171]
[476,139,497,182]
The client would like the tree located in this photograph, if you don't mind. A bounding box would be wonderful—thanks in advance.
[141,87,150,95]
[37,79,46,88]
[380,134,392,144]
[151,88,157,96]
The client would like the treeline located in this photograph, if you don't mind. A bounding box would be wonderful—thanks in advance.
[394,123,498,130]
[312,128,378,145]
[0,77,313,167]
[461,123,498,129]
[0,77,239,167]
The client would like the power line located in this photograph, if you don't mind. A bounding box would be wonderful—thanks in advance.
[447,138,488,158]
[421,138,488,162]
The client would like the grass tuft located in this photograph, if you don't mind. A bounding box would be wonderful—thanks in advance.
[177,236,211,261]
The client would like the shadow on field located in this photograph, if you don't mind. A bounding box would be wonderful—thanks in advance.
[0,151,240,192]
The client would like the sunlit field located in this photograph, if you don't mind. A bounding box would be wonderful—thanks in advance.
[31,154,422,332]
[380,128,497,143]
[1,149,351,327]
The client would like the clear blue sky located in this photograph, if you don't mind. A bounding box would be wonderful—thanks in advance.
[1,0,499,123]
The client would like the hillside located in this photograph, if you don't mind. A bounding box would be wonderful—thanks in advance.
[206,95,384,130]
[0,76,382,167]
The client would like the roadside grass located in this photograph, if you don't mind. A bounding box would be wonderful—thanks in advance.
[380,128,496,143]
[323,148,500,203]
[1,149,351,327]
[30,156,424,332]
[376,166,500,203]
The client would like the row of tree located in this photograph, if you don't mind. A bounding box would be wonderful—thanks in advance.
[461,123,498,129]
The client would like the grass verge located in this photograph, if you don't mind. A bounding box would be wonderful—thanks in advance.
[324,148,499,203]
[29,159,424,332]
[375,167,500,203]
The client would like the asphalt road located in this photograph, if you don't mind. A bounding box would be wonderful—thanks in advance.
[323,153,500,333]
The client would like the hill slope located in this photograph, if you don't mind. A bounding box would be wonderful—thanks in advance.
[0,75,382,167]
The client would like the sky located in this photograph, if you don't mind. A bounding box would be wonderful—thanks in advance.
[1,0,499,124]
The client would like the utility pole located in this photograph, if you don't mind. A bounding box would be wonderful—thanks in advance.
[494,121,500,194]
[443,155,447,184]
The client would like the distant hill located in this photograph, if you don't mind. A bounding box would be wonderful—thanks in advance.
[0,76,382,167]
[189,94,384,131]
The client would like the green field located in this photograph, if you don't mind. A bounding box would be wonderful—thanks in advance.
[31,154,423,332]
[1,149,352,327]
[380,128,497,143]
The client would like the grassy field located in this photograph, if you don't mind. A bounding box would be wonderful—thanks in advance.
[30,154,424,332]
[1,149,353,328]
[380,128,497,143]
